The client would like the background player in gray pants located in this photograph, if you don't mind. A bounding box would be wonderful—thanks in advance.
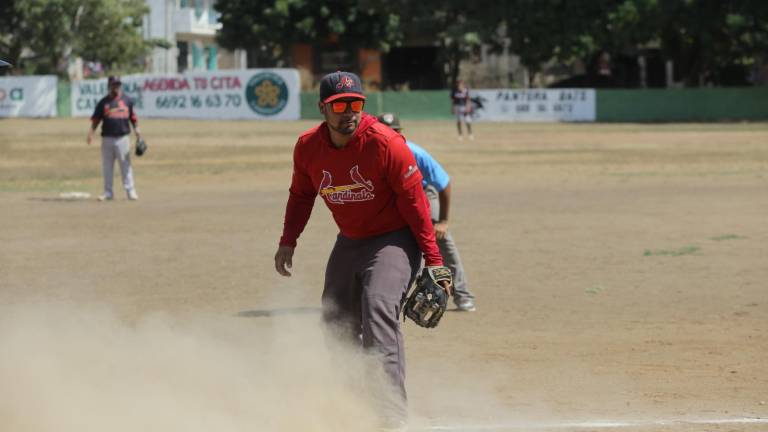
[424,185,475,310]
[377,113,476,312]
[86,75,141,201]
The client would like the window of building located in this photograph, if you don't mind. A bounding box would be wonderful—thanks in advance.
[317,48,355,75]
[208,6,219,25]
[192,42,204,69]
[177,41,189,73]
[207,45,218,70]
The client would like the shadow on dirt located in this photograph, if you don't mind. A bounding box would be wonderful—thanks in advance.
[27,197,94,202]
[236,307,321,318]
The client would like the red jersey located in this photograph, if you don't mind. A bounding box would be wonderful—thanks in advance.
[279,113,443,266]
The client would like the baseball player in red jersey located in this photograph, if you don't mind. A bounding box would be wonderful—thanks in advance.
[274,71,452,431]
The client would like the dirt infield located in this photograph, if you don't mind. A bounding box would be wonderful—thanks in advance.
[1,118,767,431]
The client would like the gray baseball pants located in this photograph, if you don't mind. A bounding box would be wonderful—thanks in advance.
[425,186,474,303]
[101,135,135,198]
[322,228,422,422]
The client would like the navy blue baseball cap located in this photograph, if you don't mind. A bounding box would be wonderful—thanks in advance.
[319,71,366,103]
[377,113,402,131]
[0,60,11,67]
[108,75,122,85]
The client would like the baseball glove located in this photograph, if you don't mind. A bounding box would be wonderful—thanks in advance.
[135,137,147,157]
[402,266,452,328]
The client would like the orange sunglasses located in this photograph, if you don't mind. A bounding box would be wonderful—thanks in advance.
[330,100,365,113]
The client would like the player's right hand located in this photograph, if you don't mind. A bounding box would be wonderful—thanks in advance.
[86,130,93,145]
[434,221,449,240]
[274,245,295,277]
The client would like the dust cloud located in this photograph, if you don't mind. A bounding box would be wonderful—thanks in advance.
[0,301,387,432]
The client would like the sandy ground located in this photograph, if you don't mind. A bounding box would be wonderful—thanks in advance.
[1,118,767,431]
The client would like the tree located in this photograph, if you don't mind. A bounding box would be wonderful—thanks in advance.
[498,0,768,87]
[393,0,498,88]
[656,0,768,86]
[0,0,160,76]
[216,0,768,88]
[0,0,24,74]
[0,0,76,75]
[497,0,572,86]
[215,0,403,68]
[77,0,165,72]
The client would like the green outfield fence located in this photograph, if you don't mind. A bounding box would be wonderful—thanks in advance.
[55,82,768,121]
[305,88,768,122]
[596,87,768,122]
[301,91,454,120]
[58,81,71,117]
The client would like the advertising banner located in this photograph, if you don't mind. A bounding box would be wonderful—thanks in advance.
[469,88,596,122]
[0,75,58,118]
[71,69,300,120]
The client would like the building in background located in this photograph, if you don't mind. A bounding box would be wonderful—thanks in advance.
[288,42,382,90]
[143,0,246,74]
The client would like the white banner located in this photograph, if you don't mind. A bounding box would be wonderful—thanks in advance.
[469,89,595,122]
[0,75,58,118]
[71,69,300,120]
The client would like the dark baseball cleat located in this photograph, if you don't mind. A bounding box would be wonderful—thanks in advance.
[456,297,476,312]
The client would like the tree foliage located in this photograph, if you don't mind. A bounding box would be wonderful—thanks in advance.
[0,0,159,76]
[216,0,768,86]
[654,0,768,85]
[215,0,403,67]
[5,0,762,85]
[389,0,498,88]
[487,0,768,86]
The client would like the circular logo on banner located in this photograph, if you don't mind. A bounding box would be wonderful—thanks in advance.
[245,72,289,116]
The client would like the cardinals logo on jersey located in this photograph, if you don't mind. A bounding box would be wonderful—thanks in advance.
[105,99,129,119]
[319,165,375,204]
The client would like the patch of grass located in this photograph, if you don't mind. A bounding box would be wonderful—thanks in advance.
[710,234,747,241]
[643,245,701,257]
[585,285,604,295]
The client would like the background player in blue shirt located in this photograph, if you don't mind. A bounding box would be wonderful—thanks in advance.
[377,113,476,312]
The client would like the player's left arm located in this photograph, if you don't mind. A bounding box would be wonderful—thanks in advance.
[435,182,451,240]
[418,148,452,240]
[129,100,141,139]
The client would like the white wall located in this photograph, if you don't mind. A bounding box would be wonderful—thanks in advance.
[142,0,245,74]
[144,0,177,74]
